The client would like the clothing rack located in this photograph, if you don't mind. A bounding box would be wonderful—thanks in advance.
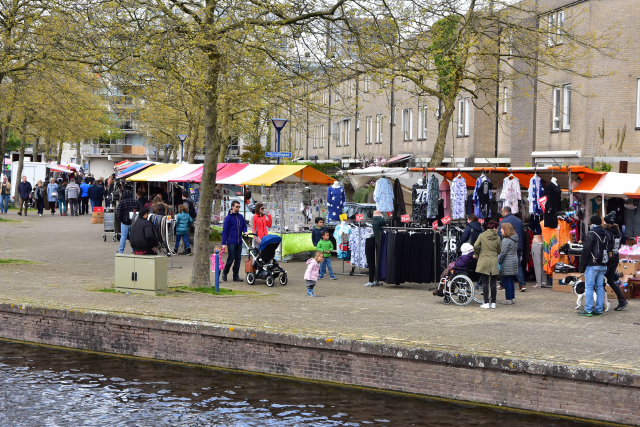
[336,220,369,277]
[380,226,441,284]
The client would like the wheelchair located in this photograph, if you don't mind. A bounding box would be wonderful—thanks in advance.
[437,257,481,306]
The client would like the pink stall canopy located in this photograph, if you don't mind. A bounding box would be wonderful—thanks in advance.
[168,163,248,183]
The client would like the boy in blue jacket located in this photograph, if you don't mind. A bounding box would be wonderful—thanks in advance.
[222,200,248,282]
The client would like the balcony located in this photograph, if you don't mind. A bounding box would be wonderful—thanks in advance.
[118,121,139,133]
[84,143,148,157]
[226,145,240,157]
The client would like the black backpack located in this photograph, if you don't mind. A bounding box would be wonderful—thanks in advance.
[590,231,610,265]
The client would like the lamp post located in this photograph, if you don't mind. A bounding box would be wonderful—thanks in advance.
[177,135,188,162]
[270,118,288,165]
[163,144,172,163]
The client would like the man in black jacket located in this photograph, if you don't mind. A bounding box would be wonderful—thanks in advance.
[130,207,158,255]
[182,191,197,219]
[577,215,612,317]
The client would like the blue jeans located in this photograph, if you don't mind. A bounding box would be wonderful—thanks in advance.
[90,200,99,212]
[1,195,10,213]
[517,250,525,288]
[585,265,607,313]
[319,257,335,278]
[502,275,515,300]
[57,199,67,214]
[223,243,242,279]
[118,223,131,253]
[174,234,190,251]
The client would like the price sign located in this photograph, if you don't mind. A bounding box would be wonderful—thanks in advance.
[538,196,548,212]
[432,220,439,229]
[387,211,393,218]
[401,214,410,223]
[478,218,485,224]
[441,215,451,225]
[355,214,363,221]
[339,213,347,221]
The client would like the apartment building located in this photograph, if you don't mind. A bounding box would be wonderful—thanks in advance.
[274,0,639,171]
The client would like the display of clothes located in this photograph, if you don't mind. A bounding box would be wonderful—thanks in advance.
[543,181,562,229]
[333,222,352,260]
[327,184,346,222]
[439,179,451,218]
[541,219,573,275]
[374,178,394,212]
[381,230,442,285]
[426,175,440,218]
[625,199,640,238]
[451,176,467,219]
[528,175,545,215]
[472,176,493,219]
[349,225,372,268]
[500,176,521,214]
[411,180,429,223]
[392,178,406,220]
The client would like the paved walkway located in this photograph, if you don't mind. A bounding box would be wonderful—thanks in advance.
[0,211,639,374]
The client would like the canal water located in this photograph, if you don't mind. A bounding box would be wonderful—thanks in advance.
[0,341,598,426]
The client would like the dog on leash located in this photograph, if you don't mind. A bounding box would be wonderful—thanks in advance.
[565,275,611,312]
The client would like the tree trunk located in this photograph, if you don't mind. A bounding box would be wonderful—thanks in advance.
[33,136,40,162]
[218,95,230,163]
[76,141,81,165]
[429,100,456,167]
[172,145,177,163]
[56,140,63,164]
[14,119,28,207]
[190,52,223,288]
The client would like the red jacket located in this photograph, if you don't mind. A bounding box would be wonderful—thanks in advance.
[252,214,272,239]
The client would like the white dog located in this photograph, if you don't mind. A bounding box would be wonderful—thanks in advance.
[565,275,611,312]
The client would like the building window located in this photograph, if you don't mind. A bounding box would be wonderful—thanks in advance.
[347,80,353,98]
[458,98,470,137]
[364,75,371,93]
[563,84,571,130]
[322,91,327,105]
[365,116,373,144]
[503,87,508,114]
[464,98,470,136]
[402,108,413,141]
[335,87,341,103]
[376,114,383,143]
[418,106,427,140]
[313,127,318,149]
[548,11,564,46]
[636,79,640,129]
[457,99,464,136]
[557,11,564,44]
[332,122,339,145]
[320,125,325,148]
[340,118,351,146]
[548,14,555,46]
[552,87,561,131]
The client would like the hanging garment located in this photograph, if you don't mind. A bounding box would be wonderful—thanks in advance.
[466,194,475,215]
[365,236,377,283]
[451,176,467,219]
[349,226,371,268]
[374,178,394,213]
[606,197,625,229]
[385,231,397,284]
[439,180,451,218]
[500,176,521,214]
[543,182,561,229]
[327,185,346,222]
[378,231,388,281]
[426,175,440,218]
[625,199,640,238]
[473,177,493,219]
[333,222,352,260]
[392,178,406,219]
[411,181,429,223]
[528,175,545,215]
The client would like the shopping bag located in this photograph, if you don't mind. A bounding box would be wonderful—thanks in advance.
[245,258,255,274]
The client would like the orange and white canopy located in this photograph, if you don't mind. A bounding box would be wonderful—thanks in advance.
[572,172,640,197]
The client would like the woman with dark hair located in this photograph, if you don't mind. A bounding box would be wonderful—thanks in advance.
[251,202,272,246]
[474,220,502,309]
[151,195,171,216]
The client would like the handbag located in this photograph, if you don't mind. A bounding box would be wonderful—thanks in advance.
[245,258,255,273]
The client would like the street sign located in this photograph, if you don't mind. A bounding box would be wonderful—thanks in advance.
[266,152,292,158]
[355,214,363,221]
[441,215,451,225]
[401,214,410,223]
[432,220,439,229]
[177,134,188,143]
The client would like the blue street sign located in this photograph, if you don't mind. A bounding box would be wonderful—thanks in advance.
[266,152,292,158]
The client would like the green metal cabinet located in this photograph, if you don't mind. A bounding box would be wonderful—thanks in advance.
[115,254,168,296]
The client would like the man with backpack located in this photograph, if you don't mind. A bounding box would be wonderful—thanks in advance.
[577,215,612,317]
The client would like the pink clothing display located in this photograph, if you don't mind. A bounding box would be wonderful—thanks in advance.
[439,180,451,217]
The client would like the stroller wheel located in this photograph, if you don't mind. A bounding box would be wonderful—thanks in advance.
[246,272,256,285]
[279,274,288,286]
[266,276,275,287]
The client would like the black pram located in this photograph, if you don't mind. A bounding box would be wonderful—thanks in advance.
[243,234,288,287]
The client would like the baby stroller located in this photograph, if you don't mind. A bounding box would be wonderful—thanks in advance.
[243,233,288,287]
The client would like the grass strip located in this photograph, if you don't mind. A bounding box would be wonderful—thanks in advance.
[173,286,259,296]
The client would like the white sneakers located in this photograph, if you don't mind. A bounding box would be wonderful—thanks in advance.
[480,303,497,309]
[364,282,374,287]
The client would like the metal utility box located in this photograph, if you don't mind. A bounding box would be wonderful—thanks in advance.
[115,254,168,296]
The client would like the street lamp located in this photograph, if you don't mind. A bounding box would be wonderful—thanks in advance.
[270,118,288,165]
[163,144,172,163]
[177,134,188,162]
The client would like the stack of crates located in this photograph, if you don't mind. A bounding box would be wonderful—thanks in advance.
[92,206,104,224]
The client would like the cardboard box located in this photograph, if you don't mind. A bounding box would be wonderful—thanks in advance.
[552,272,575,293]
[91,217,104,224]
[93,207,104,212]
[92,212,104,218]
[625,238,637,246]
[618,261,640,275]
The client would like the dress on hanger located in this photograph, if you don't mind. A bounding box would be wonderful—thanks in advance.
[373,178,394,212]
[439,179,451,217]
[412,181,429,223]
[427,175,440,218]
[473,177,493,219]
[528,175,545,215]
[392,178,406,219]
[451,176,467,219]
[543,182,562,229]
[500,176,521,214]
[327,185,346,222]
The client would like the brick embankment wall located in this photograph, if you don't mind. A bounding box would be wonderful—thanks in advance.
[0,303,637,426]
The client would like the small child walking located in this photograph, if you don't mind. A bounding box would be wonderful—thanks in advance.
[316,231,337,280]
[174,204,194,255]
[304,251,324,297]
[211,245,226,279]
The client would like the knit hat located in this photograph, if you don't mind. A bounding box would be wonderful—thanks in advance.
[604,212,616,225]
[589,215,602,225]
[460,243,474,255]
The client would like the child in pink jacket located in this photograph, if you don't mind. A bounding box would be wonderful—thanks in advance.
[304,251,324,297]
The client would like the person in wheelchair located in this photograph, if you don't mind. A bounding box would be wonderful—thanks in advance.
[435,244,476,296]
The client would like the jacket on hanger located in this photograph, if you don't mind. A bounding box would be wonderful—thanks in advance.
[500,176,521,214]
[451,176,467,219]
[392,178,406,218]
[373,178,394,213]
[427,175,440,218]
[543,182,561,229]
